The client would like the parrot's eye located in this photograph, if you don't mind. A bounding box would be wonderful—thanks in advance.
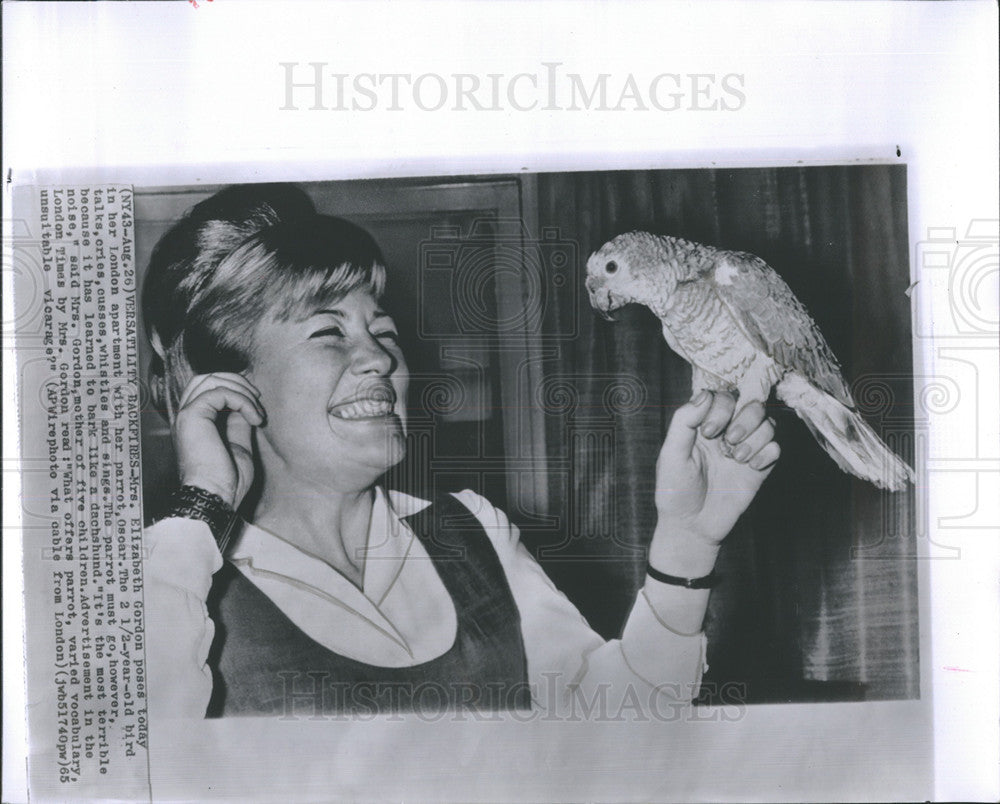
[605,260,618,274]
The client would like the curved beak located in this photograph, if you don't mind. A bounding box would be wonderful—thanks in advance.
[587,286,618,322]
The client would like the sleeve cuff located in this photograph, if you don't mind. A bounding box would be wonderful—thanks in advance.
[144,517,223,599]
[620,586,709,700]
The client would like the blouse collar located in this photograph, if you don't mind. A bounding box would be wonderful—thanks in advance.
[228,487,432,608]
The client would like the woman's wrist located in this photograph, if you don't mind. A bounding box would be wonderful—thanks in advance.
[642,528,718,635]
[648,523,721,580]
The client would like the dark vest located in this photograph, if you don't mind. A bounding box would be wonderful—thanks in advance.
[205,493,531,716]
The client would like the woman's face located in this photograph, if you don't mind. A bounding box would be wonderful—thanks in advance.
[247,287,409,491]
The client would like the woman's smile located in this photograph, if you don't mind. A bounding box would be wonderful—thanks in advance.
[329,399,396,420]
[328,382,399,421]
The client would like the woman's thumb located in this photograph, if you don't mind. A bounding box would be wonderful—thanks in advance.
[662,390,713,460]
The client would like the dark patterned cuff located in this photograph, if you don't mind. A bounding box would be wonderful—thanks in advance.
[165,484,242,553]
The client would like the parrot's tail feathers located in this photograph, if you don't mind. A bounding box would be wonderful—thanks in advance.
[777,373,915,491]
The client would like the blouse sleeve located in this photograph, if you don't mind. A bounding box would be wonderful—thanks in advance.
[143,517,222,719]
[450,490,708,715]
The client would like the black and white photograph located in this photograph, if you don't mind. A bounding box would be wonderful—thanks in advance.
[135,168,918,720]
[3,3,997,802]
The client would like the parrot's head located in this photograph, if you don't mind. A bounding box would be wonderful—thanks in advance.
[585,231,678,320]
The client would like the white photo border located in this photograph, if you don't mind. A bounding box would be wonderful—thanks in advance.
[4,2,998,802]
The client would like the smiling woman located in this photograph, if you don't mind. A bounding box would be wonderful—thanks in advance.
[141,183,781,718]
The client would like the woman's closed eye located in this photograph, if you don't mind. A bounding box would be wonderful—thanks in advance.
[309,326,344,339]
[309,326,398,344]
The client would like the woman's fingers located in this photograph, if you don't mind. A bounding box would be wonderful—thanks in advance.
[173,374,262,509]
[178,386,265,427]
[662,390,714,462]
[723,401,767,445]
[178,373,265,426]
[699,391,737,439]
[179,372,262,411]
[728,414,776,464]
[748,440,781,471]
[665,391,780,470]
[225,407,255,456]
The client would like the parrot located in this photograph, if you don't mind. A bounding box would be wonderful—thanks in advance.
[585,231,915,491]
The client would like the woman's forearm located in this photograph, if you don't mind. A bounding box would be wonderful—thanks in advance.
[645,523,721,635]
[143,517,222,719]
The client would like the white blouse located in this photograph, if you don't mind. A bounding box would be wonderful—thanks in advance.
[143,487,708,717]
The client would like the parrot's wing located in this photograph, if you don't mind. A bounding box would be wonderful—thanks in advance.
[708,251,853,407]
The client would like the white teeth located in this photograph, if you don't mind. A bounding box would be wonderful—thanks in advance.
[330,399,394,420]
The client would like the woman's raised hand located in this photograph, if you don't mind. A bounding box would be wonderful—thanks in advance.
[173,373,265,509]
[652,390,779,562]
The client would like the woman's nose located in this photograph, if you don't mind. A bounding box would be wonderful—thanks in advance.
[351,336,395,375]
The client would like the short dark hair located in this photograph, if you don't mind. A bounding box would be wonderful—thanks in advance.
[142,184,386,418]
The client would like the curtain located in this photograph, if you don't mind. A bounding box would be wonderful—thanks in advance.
[529,167,918,702]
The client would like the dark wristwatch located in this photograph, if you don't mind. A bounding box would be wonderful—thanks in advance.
[646,561,720,589]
